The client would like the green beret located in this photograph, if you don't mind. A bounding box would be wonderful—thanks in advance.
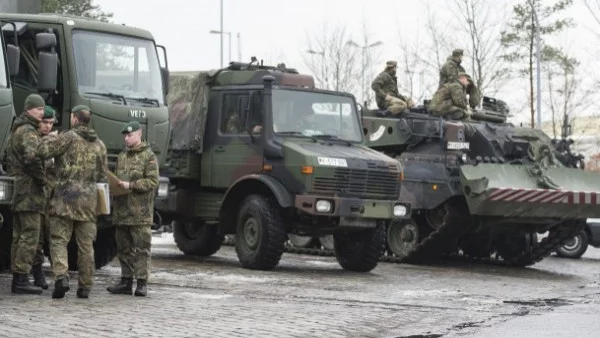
[43,105,55,119]
[121,121,141,134]
[25,94,45,110]
[452,49,464,57]
[71,105,90,114]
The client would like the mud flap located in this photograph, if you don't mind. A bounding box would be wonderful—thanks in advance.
[460,164,600,219]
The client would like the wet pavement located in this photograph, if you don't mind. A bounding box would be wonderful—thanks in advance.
[1,233,600,337]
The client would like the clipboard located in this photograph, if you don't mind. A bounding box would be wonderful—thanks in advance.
[107,170,130,196]
[96,183,110,215]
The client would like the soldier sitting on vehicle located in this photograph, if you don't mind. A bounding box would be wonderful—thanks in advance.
[439,48,466,89]
[371,61,415,116]
[428,72,472,120]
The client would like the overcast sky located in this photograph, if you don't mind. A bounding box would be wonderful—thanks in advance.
[95,0,599,124]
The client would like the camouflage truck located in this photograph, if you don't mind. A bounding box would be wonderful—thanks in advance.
[0,13,170,271]
[155,60,410,272]
[360,96,600,266]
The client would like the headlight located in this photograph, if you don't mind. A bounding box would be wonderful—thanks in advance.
[394,204,407,217]
[315,200,332,213]
[157,181,169,197]
[0,181,9,201]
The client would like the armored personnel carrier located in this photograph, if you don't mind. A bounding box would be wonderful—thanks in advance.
[361,96,600,266]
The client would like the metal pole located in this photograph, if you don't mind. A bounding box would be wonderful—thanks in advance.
[362,47,366,105]
[228,32,231,64]
[220,0,223,68]
[237,32,241,61]
[534,6,542,129]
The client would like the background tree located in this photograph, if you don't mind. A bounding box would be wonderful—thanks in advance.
[500,0,574,128]
[41,0,113,22]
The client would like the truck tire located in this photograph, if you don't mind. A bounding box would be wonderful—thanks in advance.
[334,225,386,272]
[0,213,12,271]
[66,227,117,271]
[235,194,285,270]
[555,230,589,259]
[386,219,419,259]
[174,220,223,256]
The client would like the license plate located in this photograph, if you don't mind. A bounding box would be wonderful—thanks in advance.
[447,141,470,150]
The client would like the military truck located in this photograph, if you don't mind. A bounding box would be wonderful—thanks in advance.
[0,13,171,271]
[361,96,600,266]
[155,59,410,272]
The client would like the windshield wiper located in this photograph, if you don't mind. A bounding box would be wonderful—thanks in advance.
[311,134,352,146]
[127,97,160,107]
[84,92,127,105]
[276,131,319,142]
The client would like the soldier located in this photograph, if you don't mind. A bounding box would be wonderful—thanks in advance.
[37,105,108,299]
[107,121,159,297]
[29,105,57,290]
[428,72,472,120]
[439,49,466,89]
[371,61,415,116]
[465,74,482,109]
[5,94,46,294]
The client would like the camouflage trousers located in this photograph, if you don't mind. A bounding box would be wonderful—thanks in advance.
[48,216,97,289]
[32,214,49,266]
[10,212,42,274]
[385,96,408,115]
[116,225,152,280]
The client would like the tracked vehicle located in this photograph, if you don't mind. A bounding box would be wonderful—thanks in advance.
[360,97,600,266]
[156,59,410,272]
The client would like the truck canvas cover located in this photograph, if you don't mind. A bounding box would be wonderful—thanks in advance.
[167,71,215,153]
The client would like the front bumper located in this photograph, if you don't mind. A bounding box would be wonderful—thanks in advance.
[294,194,411,220]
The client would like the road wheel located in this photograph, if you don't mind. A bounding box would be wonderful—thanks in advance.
[235,195,285,270]
[174,220,223,256]
[319,235,335,251]
[555,230,589,259]
[333,225,386,272]
[288,234,317,248]
[386,219,419,259]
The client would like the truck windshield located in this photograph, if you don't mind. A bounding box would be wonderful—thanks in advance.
[72,30,164,106]
[272,89,362,143]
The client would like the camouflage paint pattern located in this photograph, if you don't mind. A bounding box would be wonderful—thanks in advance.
[37,125,108,222]
[439,56,466,89]
[428,82,469,118]
[371,70,407,111]
[113,141,159,226]
[10,212,41,274]
[115,225,152,279]
[48,216,96,289]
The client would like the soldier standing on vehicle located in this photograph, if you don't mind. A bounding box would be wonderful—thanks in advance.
[107,121,159,297]
[439,49,466,89]
[37,105,108,299]
[428,72,472,120]
[371,61,415,116]
[5,94,46,294]
[29,105,57,290]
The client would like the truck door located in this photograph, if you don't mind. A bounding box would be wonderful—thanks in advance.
[210,91,263,188]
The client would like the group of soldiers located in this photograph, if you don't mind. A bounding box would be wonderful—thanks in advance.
[372,48,481,119]
[4,93,159,299]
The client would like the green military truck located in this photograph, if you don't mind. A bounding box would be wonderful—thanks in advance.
[0,13,170,271]
[156,60,410,272]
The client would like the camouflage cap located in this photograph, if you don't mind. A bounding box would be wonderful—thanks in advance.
[121,121,141,134]
[43,105,55,120]
[386,60,398,68]
[452,49,464,57]
[25,94,45,110]
[72,105,91,114]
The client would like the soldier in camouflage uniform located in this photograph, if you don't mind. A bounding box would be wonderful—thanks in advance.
[29,105,57,290]
[37,105,108,299]
[107,121,159,297]
[5,94,46,294]
[439,49,466,89]
[371,61,415,116]
[428,72,472,120]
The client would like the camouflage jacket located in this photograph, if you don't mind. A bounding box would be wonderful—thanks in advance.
[113,142,159,226]
[4,113,46,212]
[37,125,108,222]
[371,71,406,110]
[428,82,468,117]
[439,57,466,89]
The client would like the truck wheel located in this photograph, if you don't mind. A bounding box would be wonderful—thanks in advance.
[386,219,419,259]
[66,227,117,271]
[555,230,589,259]
[235,195,285,270]
[174,220,224,256]
[333,225,386,272]
[0,213,12,271]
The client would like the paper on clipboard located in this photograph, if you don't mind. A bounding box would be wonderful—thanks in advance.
[96,183,110,215]
[107,171,130,196]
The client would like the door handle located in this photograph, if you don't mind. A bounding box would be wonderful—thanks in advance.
[215,146,225,152]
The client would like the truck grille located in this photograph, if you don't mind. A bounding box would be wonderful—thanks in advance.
[313,166,399,199]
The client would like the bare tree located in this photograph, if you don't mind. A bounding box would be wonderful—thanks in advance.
[348,19,384,108]
[584,0,600,28]
[302,24,359,94]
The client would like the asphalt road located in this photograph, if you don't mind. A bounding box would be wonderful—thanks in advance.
[1,233,599,337]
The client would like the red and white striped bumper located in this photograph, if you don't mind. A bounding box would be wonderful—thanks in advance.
[488,188,600,205]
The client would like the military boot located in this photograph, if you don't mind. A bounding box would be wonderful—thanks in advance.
[134,279,147,297]
[52,278,70,299]
[107,277,133,295]
[11,273,43,295]
[31,264,48,290]
[76,288,90,299]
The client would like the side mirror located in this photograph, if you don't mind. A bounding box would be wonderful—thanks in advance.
[35,32,56,50]
[5,44,20,77]
[161,67,169,96]
[37,51,57,92]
